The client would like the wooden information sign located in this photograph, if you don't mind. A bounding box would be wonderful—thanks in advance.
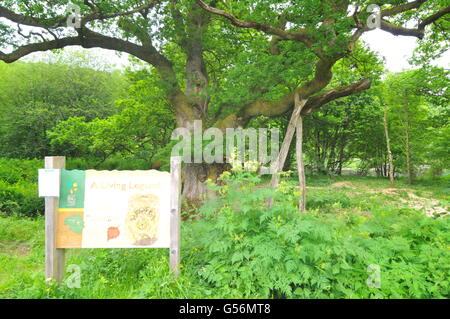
[39,156,182,283]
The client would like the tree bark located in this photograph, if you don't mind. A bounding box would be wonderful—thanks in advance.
[336,115,349,175]
[295,94,307,212]
[383,104,395,187]
[269,98,307,189]
[403,103,413,185]
[405,125,413,185]
[182,163,207,202]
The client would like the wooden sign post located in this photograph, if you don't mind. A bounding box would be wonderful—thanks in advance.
[44,156,66,284]
[170,156,181,278]
[40,156,182,284]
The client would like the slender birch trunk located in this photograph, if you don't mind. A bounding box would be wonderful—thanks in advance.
[295,93,307,212]
[383,104,395,187]
[405,126,413,185]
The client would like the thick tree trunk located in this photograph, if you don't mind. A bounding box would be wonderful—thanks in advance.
[176,111,230,201]
[182,162,231,201]
[175,4,212,202]
[383,104,395,187]
[174,108,207,202]
[183,163,208,202]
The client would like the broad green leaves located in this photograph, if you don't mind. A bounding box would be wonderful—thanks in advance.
[185,170,450,298]
[47,65,175,167]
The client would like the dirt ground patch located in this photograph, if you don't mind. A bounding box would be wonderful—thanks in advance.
[308,183,448,218]
[367,188,448,218]
[331,181,356,189]
[399,191,448,218]
[0,241,30,256]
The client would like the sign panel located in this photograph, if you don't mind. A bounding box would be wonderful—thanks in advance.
[56,169,171,249]
[38,169,60,197]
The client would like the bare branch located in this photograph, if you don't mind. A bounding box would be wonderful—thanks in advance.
[195,0,312,45]
[303,78,372,114]
[381,0,427,17]
[0,23,177,91]
[0,6,66,28]
[0,37,81,63]
[83,0,97,12]
[380,20,425,38]
[215,57,340,129]
[1,1,161,30]
[370,1,449,39]
[418,5,450,30]
[82,0,161,25]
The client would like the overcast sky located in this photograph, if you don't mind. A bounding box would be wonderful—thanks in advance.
[362,28,450,72]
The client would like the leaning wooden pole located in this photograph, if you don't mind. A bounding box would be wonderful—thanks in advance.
[170,156,182,278]
[268,94,307,208]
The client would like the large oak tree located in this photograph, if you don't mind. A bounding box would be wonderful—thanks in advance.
[1,0,448,199]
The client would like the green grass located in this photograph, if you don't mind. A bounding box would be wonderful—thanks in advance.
[0,175,448,299]
[0,214,216,298]
[301,175,449,216]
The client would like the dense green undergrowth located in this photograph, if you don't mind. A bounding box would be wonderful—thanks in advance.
[0,170,448,299]
[0,158,43,216]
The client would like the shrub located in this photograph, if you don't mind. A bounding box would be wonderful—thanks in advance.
[66,156,154,171]
[185,170,449,298]
[0,158,40,184]
[307,191,352,210]
[0,158,43,217]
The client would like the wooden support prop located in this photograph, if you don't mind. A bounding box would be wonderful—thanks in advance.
[44,156,66,284]
[170,156,182,278]
[268,96,308,207]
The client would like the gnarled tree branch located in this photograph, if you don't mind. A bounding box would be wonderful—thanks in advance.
[381,0,427,17]
[303,78,372,115]
[380,20,425,38]
[195,0,312,46]
[82,0,161,25]
[0,36,81,63]
[418,5,450,30]
[0,6,66,28]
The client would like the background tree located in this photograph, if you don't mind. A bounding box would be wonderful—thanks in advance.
[302,50,384,175]
[48,67,175,168]
[382,68,449,183]
[383,102,395,187]
[0,56,127,158]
